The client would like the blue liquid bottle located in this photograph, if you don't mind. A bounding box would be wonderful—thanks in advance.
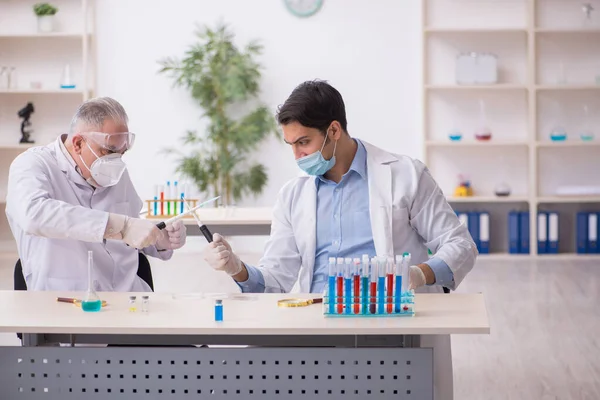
[81,251,102,312]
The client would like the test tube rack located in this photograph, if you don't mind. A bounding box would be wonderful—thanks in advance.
[144,198,199,219]
[322,292,415,318]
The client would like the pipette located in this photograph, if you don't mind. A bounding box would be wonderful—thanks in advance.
[155,196,220,230]
[184,198,214,243]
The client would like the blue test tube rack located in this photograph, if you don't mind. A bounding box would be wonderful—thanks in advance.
[323,255,414,318]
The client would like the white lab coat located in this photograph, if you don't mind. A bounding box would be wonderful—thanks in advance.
[254,140,478,400]
[5,135,172,292]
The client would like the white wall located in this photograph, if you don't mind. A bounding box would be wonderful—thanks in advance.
[95,0,423,206]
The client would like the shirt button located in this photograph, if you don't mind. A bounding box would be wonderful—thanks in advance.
[333,240,339,245]
[334,188,340,192]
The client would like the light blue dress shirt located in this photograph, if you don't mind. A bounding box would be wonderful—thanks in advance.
[237,139,454,293]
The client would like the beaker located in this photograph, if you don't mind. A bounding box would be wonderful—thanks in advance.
[81,251,102,312]
[579,103,595,141]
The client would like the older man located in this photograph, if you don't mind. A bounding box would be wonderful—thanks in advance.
[6,97,186,292]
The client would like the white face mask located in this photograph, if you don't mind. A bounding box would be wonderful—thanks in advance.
[79,141,127,187]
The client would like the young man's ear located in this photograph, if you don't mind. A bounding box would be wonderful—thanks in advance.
[329,121,343,140]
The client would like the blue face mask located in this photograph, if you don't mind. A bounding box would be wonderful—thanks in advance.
[296,134,337,176]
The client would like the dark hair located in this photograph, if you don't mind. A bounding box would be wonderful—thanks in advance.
[276,80,347,133]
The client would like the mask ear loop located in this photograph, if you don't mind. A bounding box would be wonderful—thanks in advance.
[322,130,337,160]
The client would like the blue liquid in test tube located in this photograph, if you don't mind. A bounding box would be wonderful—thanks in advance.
[394,255,403,312]
[328,257,336,314]
[377,257,385,314]
[153,185,159,216]
[344,257,352,314]
[180,182,185,214]
[361,255,369,315]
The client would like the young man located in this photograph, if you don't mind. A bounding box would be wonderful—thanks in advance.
[204,80,477,399]
[6,97,186,292]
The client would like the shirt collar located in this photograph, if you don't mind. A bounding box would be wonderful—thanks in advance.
[315,138,367,185]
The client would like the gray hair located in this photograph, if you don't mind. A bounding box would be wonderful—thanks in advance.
[69,97,129,134]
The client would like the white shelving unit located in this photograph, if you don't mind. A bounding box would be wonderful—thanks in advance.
[0,0,94,242]
[423,0,600,257]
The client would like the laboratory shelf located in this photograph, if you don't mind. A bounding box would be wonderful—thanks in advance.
[536,141,600,148]
[425,84,528,91]
[425,27,527,34]
[446,196,530,203]
[537,196,600,204]
[0,89,85,94]
[535,28,600,34]
[536,85,600,91]
[0,32,87,38]
[426,141,529,148]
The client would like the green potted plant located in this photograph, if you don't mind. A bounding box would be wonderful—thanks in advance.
[159,22,277,206]
[33,3,58,33]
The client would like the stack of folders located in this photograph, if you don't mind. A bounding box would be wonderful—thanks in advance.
[576,212,599,254]
[455,211,490,254]
[507,211,531,254]
[536,212,560,254]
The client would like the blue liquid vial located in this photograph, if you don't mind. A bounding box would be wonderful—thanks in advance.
[215,299,223,322]
[81,299,102,312]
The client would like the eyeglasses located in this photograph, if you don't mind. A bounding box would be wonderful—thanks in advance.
[78,131,136,152]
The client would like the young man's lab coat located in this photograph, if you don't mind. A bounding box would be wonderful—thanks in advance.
[5,135,172,292]
[251,140,478,400]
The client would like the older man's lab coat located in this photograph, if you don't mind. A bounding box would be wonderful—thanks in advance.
[5,135,171,292]
[253,140,478,400]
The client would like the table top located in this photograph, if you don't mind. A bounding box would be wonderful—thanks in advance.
[0,291,489,336]
[181,207,272,226]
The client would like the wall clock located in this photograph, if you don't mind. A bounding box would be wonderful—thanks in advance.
[284,0,324,18]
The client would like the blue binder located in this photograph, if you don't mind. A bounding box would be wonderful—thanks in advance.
[508,211,520,254]
[589,213,598,254]
[519,211,530,254]
[468,212,480,252]
[577,212,589,254]
[547,212,559,254]
[537,212,548,254]
[479,212,490,254]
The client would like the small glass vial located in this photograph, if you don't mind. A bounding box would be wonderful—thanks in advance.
[128,295,137,312]
[214,299,223,322]
[141,295,149,313]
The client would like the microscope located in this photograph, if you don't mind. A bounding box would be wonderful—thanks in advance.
[17,102,34,144]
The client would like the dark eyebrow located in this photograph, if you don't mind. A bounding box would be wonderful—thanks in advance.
[283,136,310,145]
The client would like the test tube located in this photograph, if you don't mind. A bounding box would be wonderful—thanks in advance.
[166,181,171,215]
[173,181,178,215]
[353,258,361,314]
[344,257,352,315]
[129,296,137,312]
[160,185,165,216]
[394,255,403,312]
[336,257,344,314]
[215,299,223,321]
[386,256,394,314]
[402,252,412,294]
[153,185,159,216]
[361,254,369,314]
[142,295,149,313]
[179,182,185,214]
[377,257,385,314]
[369,256,377,314]
[328,257,336,314]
